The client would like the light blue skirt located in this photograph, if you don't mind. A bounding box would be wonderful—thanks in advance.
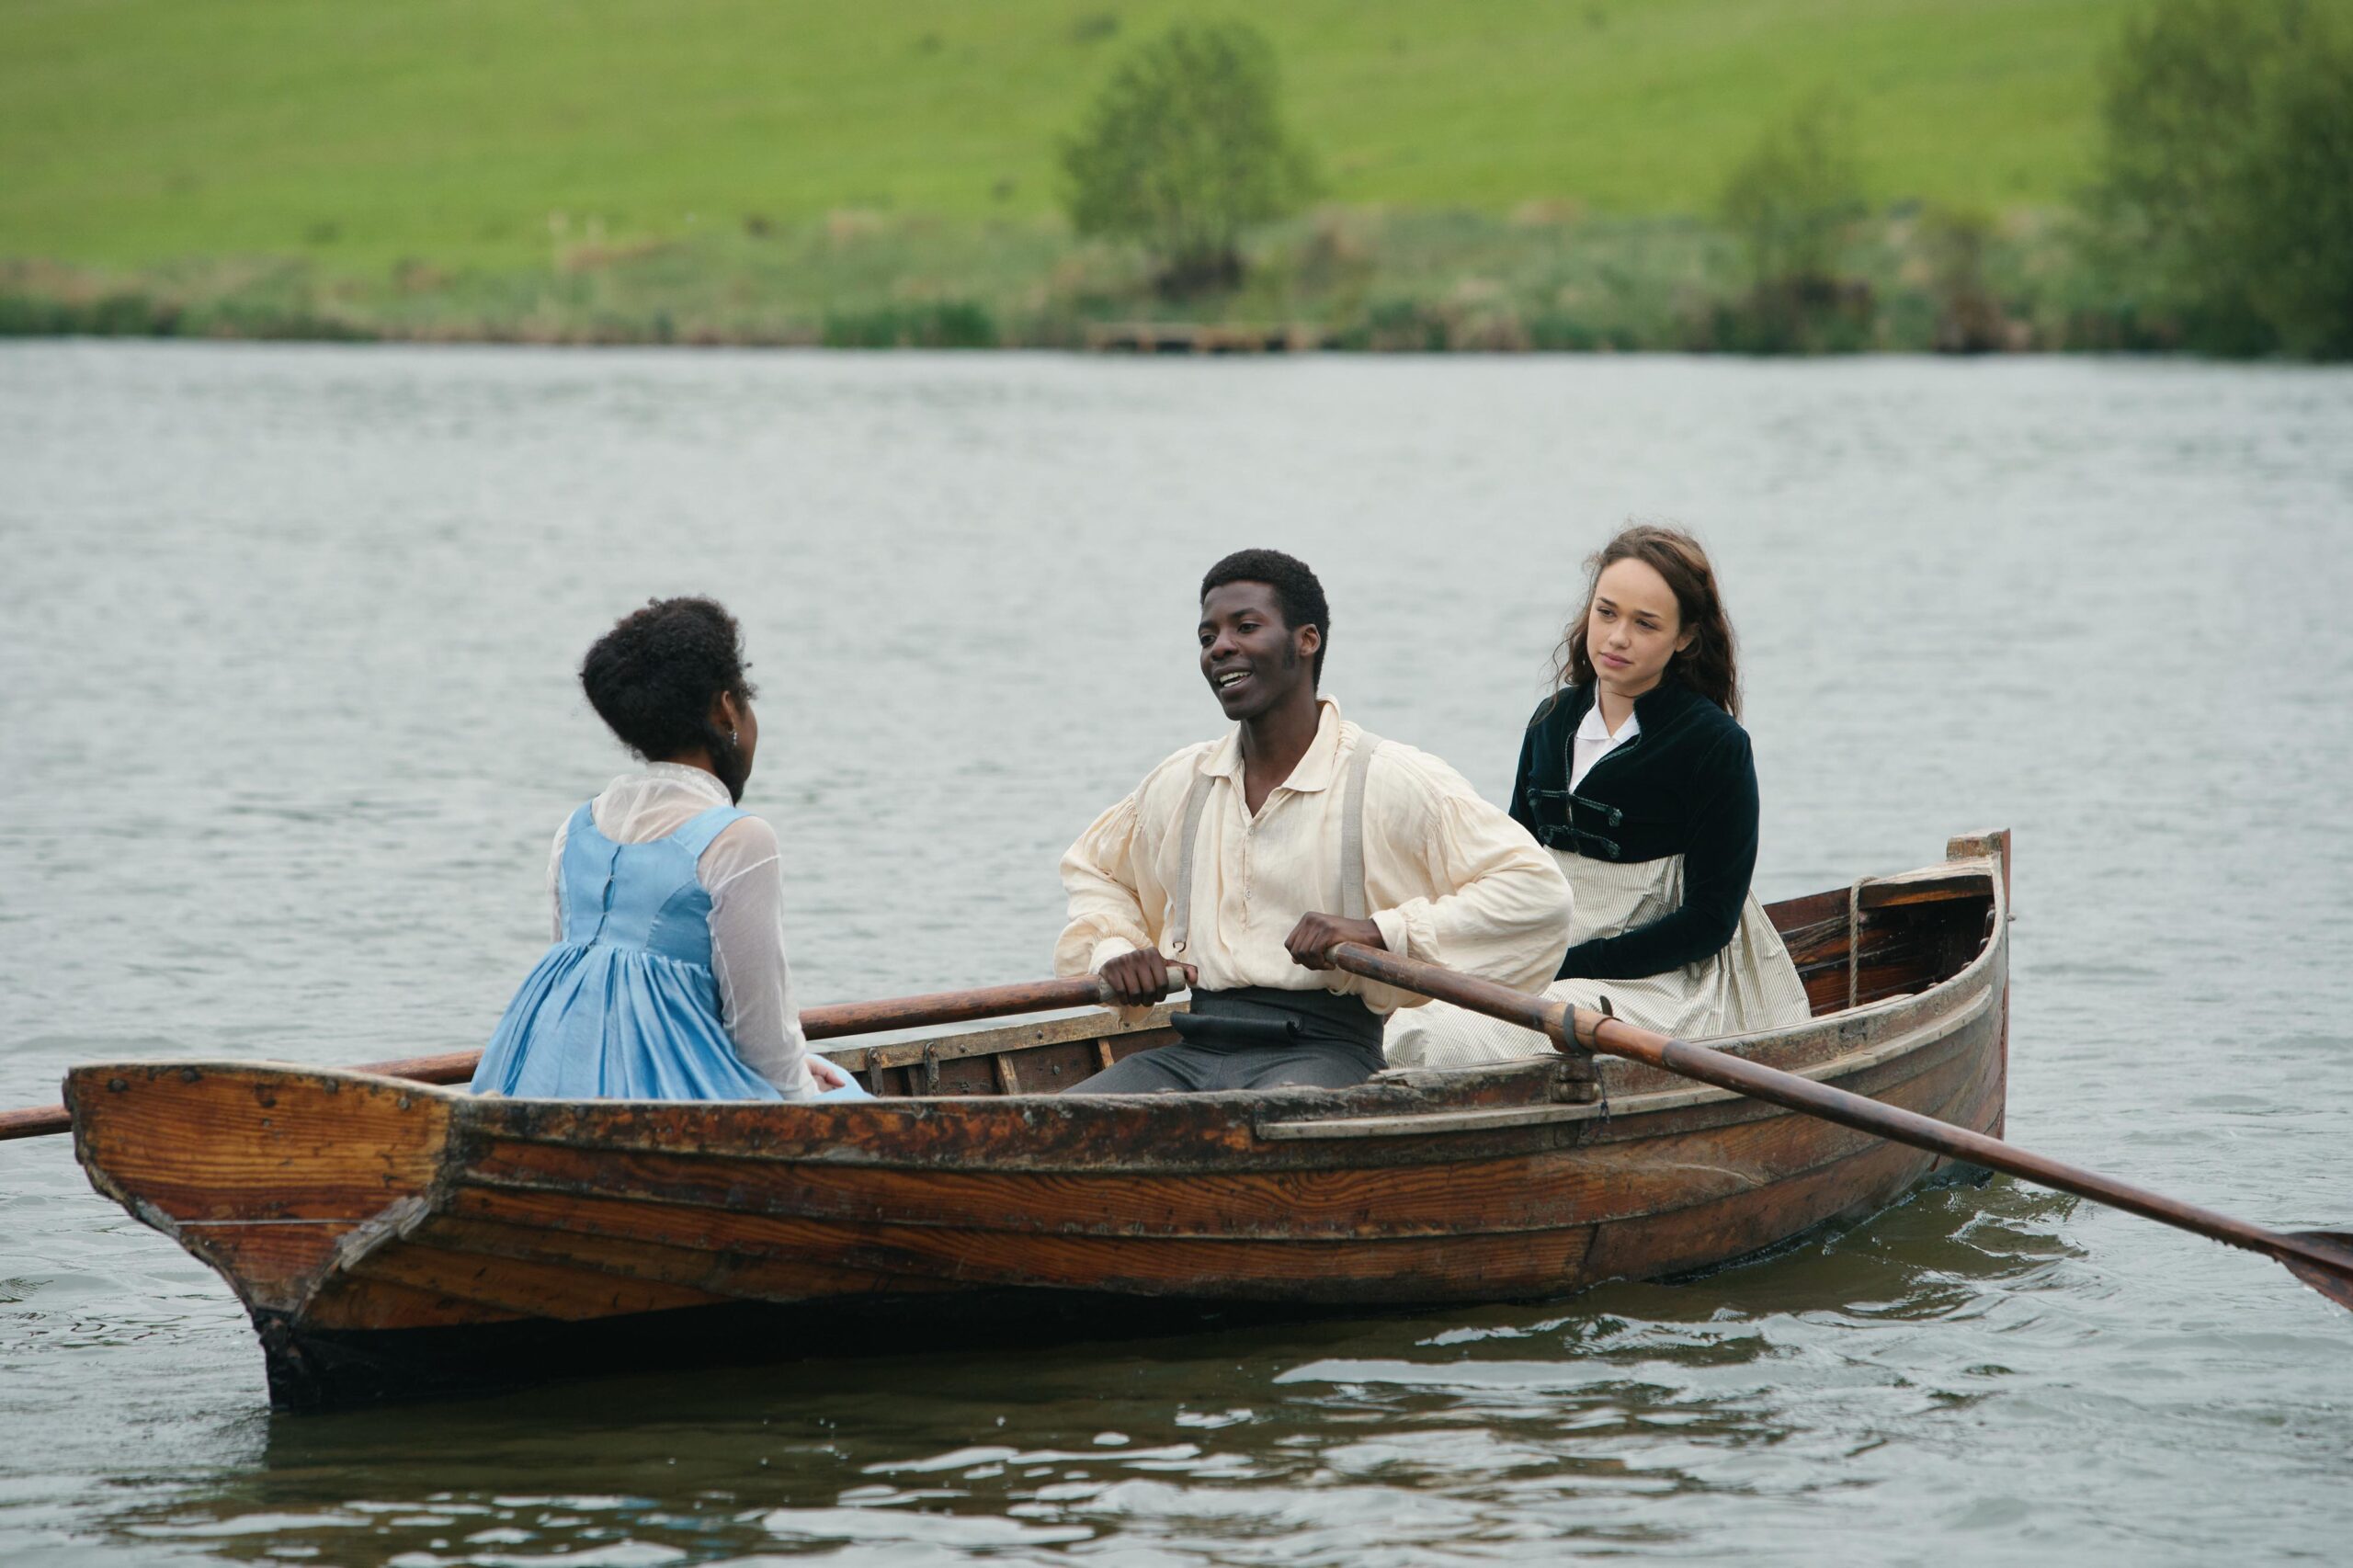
[471,942,868,1101]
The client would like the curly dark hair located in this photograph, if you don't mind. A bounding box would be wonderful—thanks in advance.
[579,597,757,791]
[1199,548,1331,686]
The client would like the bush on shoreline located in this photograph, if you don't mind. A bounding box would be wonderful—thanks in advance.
[0,207,2130,355]
[1701,96,1883,354]
[2087,0,2353,358]
[1060,22,1319,298]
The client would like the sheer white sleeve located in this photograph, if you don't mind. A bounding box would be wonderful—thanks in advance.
[548,817,571,943]
[699,815,815,1101]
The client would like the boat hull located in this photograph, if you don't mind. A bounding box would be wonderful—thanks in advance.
[68,835,2010,1410]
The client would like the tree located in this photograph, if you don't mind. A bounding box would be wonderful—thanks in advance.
[1718,94,1867,295]
[2088,0,2353,358]
[1712,93,1873,350]
[1060,21,1320,297]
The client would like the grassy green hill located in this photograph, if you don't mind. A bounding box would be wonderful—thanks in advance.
[5,0,2138,272]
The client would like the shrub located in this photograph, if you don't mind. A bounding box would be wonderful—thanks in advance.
[1919,206,2012,353]
[1713,94,1872,351]
[1718,94,1867,295]
[1060,21,1319,297]
[2087,0,2353,358]
[820,300,997,349]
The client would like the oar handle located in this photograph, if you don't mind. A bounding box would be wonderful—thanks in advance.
[802,969,1188,1039]
[1324,942,2350,1281]
[0,1104,69,1142]
[0,967,1189,1143]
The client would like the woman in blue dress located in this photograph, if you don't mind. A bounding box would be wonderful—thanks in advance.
[472,597,864,1102]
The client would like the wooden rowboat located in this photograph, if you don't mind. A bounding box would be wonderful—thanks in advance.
[66,831,2010,1411]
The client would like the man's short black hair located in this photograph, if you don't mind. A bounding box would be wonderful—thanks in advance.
[1200,549,1330,686]
[580,596,756,760]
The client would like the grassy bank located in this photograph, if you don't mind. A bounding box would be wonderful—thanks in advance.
[5,0,2136,276]
[1,206,2161,353]
[2,0,2176,351]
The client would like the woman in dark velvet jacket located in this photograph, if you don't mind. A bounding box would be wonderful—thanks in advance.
[1388,525,1810,1066]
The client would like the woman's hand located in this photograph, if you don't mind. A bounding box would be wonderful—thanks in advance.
[807,1056,851,1092]
[1285,913,1385,971]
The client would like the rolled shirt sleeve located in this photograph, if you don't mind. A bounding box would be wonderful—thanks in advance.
[1054,787,1165,979]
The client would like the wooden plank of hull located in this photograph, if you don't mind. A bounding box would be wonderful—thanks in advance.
[455,1091,1283,1174]
[330,1242,731,1324]
[395,1210,956,1304]
[298,1272,529,1332]
[457,1138,1592,1239]
[434,1182,1603,1304]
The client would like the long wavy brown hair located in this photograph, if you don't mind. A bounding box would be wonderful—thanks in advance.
[1544,524,1740,719]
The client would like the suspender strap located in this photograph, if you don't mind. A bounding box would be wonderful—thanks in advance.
[1164,733,1384,949]
[1165,769,1216,953]
[1338,736,1382,920]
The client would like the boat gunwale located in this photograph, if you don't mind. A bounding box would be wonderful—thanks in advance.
[1258,982,1996,1140]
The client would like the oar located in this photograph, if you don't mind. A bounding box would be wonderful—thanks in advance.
[1326,941,2353,1312]
[0,968,1186,1143]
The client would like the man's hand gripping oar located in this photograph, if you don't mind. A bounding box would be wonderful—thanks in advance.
[1324,941,2353,1313]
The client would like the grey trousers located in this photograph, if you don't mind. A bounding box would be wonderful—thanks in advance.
[1069,987,1385,1094]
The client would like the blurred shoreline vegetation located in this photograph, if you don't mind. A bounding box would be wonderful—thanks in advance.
[1709,94,1875,354]
[1061,22,1319,297]
[0,0,2345,358]
[2084,0,2353,358]
[0,205,2127,353]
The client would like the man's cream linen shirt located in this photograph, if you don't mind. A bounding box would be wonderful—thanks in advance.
[1055,699,1573,1015]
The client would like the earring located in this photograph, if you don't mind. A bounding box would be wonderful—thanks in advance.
[729,729,741,745]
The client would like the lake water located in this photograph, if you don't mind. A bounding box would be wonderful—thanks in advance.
[3,342,2350,1565]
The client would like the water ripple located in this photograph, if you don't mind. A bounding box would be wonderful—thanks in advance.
[4,344,2352,1565]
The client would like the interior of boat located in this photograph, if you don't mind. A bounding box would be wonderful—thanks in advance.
[826,843,2006,1099]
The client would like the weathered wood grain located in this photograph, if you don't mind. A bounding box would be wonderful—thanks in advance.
[68,1064,449,1220]
[299,1271,531,1333]
[340,1241,730,1321]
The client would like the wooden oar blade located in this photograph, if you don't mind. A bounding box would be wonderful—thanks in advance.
[2281,1232,2353,1312]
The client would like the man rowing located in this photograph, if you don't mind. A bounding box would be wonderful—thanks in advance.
[1056,549,1574,1092]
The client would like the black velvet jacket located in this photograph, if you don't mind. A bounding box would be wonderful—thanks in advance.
[1508,676,1760,981]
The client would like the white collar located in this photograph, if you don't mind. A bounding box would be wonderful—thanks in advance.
[1578,701,1639,744]
[608,761,732,803]
[1201,697,1347,793]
